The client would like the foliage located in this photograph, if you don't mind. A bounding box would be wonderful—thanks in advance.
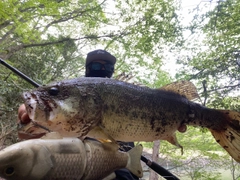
[139,1,240,179]
[0,0,182,77]
[229,158,240,180]
[0,0,182,83]
[141,126,231,179]
[176,0,240,105]
[0,0,181,147]
[1,0,240,179]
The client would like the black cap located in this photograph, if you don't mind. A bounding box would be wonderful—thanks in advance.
[85,49,116,66]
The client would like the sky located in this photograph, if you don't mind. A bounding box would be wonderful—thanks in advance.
[162,0,217,78]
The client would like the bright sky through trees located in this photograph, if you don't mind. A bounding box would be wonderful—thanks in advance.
[162,0,218,78]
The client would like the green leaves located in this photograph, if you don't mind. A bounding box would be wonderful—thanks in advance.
[141,126,229,179]
[0,0,182,86]
[0,1,182,143]
[177,0,240,107]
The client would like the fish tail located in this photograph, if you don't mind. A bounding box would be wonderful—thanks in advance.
[126,144,143,178]
[210,110,240,162]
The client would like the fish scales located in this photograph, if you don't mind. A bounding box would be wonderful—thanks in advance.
[19,77,240,162]
[0,137,143,180]
[99,82,191,141]
[48,153,83,179]
[81,140,129,179]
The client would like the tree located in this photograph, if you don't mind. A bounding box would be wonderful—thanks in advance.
[0,0,181,146]
[0,0,182,74]
[0,0,182,84]
[176,0,240,103]
[168,1,240,178]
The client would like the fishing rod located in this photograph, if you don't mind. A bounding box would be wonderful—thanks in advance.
[0,57,180,180]
[122,143,180,180]
[0,58,40,88]
[141,155,180,180]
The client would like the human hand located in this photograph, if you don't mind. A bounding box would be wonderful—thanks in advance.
[18,104,46,139]
[17,104,31,124]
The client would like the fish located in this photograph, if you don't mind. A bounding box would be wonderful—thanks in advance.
[0,133,143,180]
[18,77,240,162]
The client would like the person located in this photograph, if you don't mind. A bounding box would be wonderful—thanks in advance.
[17,49,139,180]
[86,50,139,180]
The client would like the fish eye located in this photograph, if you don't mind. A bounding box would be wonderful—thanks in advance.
[4,167,15,176]
[48,87,59,96]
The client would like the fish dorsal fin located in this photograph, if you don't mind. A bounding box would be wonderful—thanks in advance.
[41,132,63,139]
[160,81,199,100]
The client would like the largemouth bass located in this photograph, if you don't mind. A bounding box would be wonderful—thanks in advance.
[19,77,240,162]
[0,134,143,180]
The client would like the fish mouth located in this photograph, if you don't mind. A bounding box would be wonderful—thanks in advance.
[20,91,80,138]
[18,131,47,139]
[22,91,59,122]
[20,92,54,139]
[22,92,37,121]
[17,122,50,139]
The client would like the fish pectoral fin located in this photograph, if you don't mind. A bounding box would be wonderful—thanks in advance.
[101,141,119,151]
[87,126,119,151]
[41,132,63,139]
[166,133,183,155]
[98,138,113,143]
[87,126,117,144]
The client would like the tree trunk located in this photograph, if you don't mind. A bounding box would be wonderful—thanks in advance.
[149,140,160,180]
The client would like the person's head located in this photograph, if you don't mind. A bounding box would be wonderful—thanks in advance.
[85,49,116,78]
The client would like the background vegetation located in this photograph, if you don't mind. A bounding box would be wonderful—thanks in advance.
[0,0,239,179]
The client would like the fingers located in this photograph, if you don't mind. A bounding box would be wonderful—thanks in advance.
[18,104,31,124]
[20,113,31,124]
